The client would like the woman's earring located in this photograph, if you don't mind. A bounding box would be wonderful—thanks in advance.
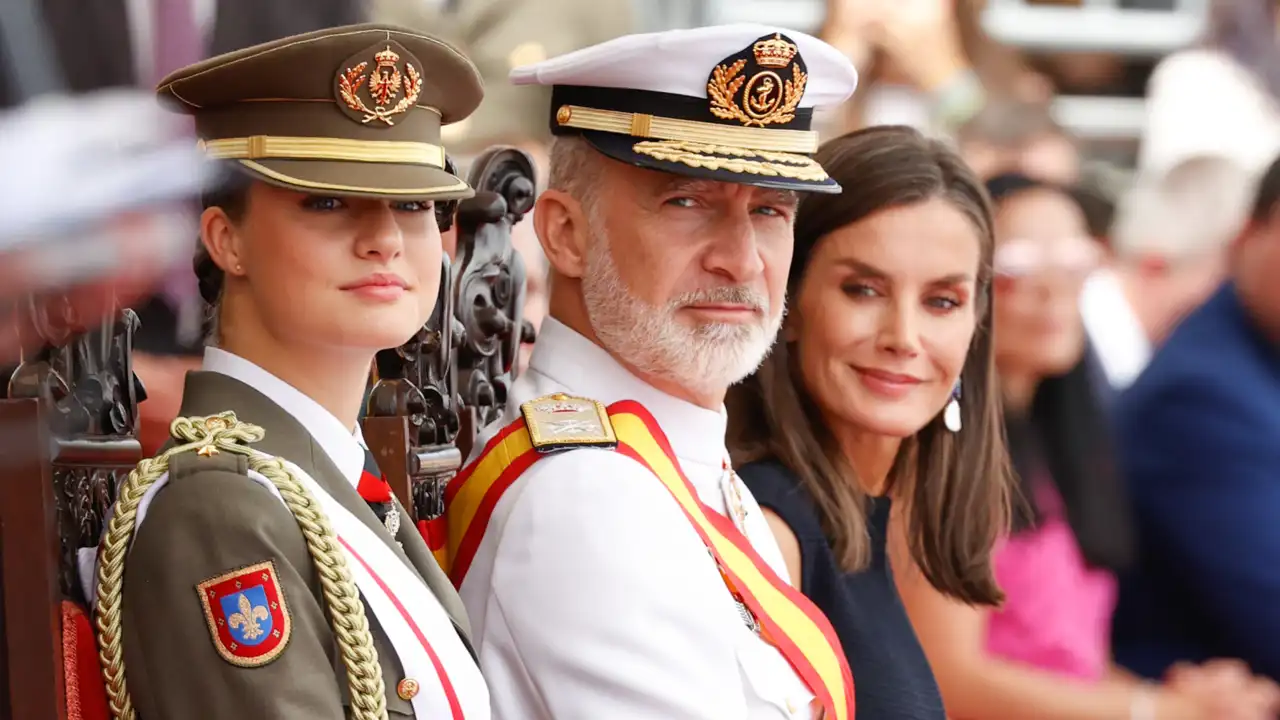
[944,381,962,432]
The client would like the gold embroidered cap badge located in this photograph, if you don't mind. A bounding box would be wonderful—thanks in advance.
[706,33,807,129]
[334,40,424,127]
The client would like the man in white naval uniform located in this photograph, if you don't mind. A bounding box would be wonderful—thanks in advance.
[441,24,860,720]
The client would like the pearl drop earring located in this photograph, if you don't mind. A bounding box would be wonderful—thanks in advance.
[944,380,962,432]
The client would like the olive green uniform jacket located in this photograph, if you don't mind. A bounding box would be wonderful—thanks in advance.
[119,371,474,718]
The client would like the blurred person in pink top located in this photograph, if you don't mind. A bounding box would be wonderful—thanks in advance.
[896,172,1280,720]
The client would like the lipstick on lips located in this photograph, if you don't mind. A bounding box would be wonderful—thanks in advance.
[341,272,409,301]
[853,366,923,400]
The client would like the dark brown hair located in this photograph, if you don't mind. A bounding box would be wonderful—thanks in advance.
[727,126,1015,606]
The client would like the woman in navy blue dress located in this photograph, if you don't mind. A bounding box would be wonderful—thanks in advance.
[727,125,1015,720]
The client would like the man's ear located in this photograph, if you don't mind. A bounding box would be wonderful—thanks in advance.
[200,206,247,279]
[534,189,594,279]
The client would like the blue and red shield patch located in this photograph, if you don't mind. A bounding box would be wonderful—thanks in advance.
[196,561,291,667]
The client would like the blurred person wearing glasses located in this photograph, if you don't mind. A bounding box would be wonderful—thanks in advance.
[898,173,1280,720]
[1113,153,1280,684]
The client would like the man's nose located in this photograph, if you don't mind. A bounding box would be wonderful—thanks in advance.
[703,211,764,283]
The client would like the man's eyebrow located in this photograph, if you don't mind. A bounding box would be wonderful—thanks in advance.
[660,176,720,193]
[757,189,799,207]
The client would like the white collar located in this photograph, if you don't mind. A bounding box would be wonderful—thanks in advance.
[526,318,729,470]
[201,347,366,488]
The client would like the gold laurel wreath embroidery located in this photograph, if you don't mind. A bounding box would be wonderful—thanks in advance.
[631,139,828,182]
[707,60,808,128]
[338,60,423,126]
[94,412,390,720]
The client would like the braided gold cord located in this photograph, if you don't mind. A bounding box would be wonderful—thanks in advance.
[93,412,389,720]
[630,139,829,181]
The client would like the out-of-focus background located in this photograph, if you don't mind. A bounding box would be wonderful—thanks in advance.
[6,0,1280,699]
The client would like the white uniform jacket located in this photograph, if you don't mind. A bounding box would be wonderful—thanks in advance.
[457,318,818,719]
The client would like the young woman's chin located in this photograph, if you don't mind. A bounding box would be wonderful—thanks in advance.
[328,315,426,353]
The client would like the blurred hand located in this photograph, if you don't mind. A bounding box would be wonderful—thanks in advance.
[822,0,881,71]
[0,211,183,364]
[864,0,970,90]
[1162,659,1280,720]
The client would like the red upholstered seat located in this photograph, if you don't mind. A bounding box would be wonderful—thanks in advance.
[61,601,109,720]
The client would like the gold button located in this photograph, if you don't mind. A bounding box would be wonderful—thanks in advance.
[396,678,420,700]
[555,106,572,126]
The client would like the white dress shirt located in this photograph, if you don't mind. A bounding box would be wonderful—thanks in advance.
[202,346,368,484]
[458,318,817,720]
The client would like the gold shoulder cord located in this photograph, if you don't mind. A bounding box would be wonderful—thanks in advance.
[93,412,389,720]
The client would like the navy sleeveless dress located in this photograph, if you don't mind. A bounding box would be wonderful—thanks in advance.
[738,460,946,720]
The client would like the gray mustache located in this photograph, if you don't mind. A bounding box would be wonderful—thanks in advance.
[673,286,768,312]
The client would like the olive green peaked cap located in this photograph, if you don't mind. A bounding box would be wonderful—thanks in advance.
[157,23,484,200]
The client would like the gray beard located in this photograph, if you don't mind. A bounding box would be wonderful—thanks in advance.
[580,231,783,399]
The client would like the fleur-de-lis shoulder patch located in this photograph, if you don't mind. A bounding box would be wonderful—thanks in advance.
[196,561,292,667]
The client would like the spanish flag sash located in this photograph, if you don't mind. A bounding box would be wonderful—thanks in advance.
[433,396,856,720]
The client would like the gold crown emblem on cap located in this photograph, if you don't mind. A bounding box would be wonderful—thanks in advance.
[374,45,401,69]
[752,34,798,69]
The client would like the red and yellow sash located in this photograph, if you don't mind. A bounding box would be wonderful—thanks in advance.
[430,400,855,720]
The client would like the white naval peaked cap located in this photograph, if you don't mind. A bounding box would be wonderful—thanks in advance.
[509,24,859,193]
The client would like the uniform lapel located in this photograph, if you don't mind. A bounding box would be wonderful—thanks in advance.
[179,371,475,646]
[179,373,420,566]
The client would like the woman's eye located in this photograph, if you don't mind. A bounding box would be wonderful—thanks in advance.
[841,283,877,298]
[392,200,433,213]
[302,196,345,211]
[928,296,962,311]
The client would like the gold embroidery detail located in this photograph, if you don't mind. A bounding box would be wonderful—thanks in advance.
[227,593,270,640]
[200,136,445,167]
[631,139,828,182]
[753,33,799,68]
[554,104,818,153]
[521,393,617,454]
[629,113,653,138]
[707,35,806,128]
[338,46,423,126]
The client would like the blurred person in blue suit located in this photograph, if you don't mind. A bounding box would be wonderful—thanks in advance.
[1113,152,1280,682]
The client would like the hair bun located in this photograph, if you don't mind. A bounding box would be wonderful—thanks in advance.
[192,247,223,305]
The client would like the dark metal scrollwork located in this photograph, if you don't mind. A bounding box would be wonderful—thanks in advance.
[365,147,538,522]
[6,294,144,600]
[453,146,538,429]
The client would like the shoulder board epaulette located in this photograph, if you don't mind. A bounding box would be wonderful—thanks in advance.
[519,393,618,455]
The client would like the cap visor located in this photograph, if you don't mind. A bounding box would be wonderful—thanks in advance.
[233,158,474,201]
[580,131,841,194]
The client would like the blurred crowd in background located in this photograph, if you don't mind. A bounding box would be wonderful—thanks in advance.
[5,0,1280,715]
